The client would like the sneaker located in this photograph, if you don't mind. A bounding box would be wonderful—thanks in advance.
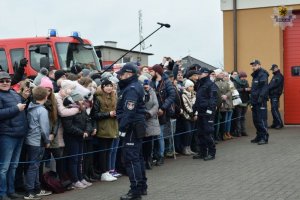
[187,147,197,155]
[72,181,87,189]
[23,194,41,200]
[110,170,122,178]
[81,179,92,187]
[101,172,117,182]
[35,190,52,197]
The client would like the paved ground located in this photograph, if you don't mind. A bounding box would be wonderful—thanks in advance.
[44,123,300,200]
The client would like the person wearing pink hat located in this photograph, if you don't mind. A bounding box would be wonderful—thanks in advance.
[39,77,64,181]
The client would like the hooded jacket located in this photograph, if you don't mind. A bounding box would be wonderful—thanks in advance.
[231,76,250,106]
[150,74,176,124]
[0,89,28,137]
[91,90,118,138]
[144,88,160,137]
[182,89,196,120]
[26,102,50,146]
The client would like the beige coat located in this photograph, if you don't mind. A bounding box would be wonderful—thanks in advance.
[181,89,196,120]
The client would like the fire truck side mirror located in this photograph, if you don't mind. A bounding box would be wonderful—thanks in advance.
[39,45,49,55]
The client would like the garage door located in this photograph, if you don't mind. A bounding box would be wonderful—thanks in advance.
[283,11,300,124]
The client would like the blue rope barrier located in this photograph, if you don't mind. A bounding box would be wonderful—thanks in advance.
[0,115,243,165]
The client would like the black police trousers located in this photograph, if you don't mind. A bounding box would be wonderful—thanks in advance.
[270,97,283,127]
[122,129,147,196]
[252,103,268,140]
[197,115,216,157]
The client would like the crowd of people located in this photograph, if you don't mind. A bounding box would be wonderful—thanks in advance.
[0,57,284,200]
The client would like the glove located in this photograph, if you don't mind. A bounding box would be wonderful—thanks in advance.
[206,109,212,115]
[145,112,151,120]
[118,131,126,137]
[19,58,28,68]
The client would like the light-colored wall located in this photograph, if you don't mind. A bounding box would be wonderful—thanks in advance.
[221,0,300,11]
[223,7,283,76]
[100,48,149,66]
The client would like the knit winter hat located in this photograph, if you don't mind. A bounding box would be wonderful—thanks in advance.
[40,67,49,76]
[138,74,150,85]
[71,65,83,75]
[184,79,194,88]
[81,69,90,77]
[101,78,113,88]
[70,91,84,102]
[214,68,223,76]
[60,80,77,90]
[239,71,247,78]
[39,77,53,90]
[54,70,66,81]
[186,70,199,78]
[150,64,163,76]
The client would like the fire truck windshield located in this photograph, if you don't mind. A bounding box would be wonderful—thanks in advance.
[56,42,100,71]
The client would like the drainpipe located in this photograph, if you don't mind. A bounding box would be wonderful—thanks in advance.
[233,0,237,71]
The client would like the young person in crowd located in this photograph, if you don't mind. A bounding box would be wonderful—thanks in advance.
[91,79,118,182]
[24,86,52,200]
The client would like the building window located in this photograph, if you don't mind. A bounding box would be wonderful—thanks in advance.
[123,56,131,63]
[0,49,8,72]
[10,48,24,72]
[291,66,300,76]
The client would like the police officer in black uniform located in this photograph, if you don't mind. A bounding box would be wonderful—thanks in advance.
[268,64,284,129]
[116,63,147,200]
[249,60,269,145]
[193,67,218,161]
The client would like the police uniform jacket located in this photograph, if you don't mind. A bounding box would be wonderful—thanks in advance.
[251,68,269,105]
[268,70,284,98]
[117,75,146,132]
[193,76,218,115]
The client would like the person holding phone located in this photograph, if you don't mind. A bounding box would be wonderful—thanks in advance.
[0,71,28,200]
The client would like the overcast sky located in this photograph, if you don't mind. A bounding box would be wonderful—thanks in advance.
[0,0,223,67]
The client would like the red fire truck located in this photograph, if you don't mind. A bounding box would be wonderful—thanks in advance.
[0,30,101,77]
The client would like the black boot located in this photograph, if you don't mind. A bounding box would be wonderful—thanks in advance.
[145,158,152,170]
[192,153,205,159]
[257,139,267,145]
[156,157,164,166]
[258,133,268,145]
[120,193,141,200]
[203,155,215,161]
[251,135,259,143]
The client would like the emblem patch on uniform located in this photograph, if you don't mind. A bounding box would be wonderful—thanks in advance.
[126,101,135,110]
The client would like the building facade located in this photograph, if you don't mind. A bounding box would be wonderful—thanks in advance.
[222,0,300,124]
[94,41,153,67]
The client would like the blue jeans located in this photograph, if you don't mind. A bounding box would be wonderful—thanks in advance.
[109,138,120,171]
[0,135,24,197]
[224,111,233,133]
[24,145,44,193]
[159,125,165,157]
